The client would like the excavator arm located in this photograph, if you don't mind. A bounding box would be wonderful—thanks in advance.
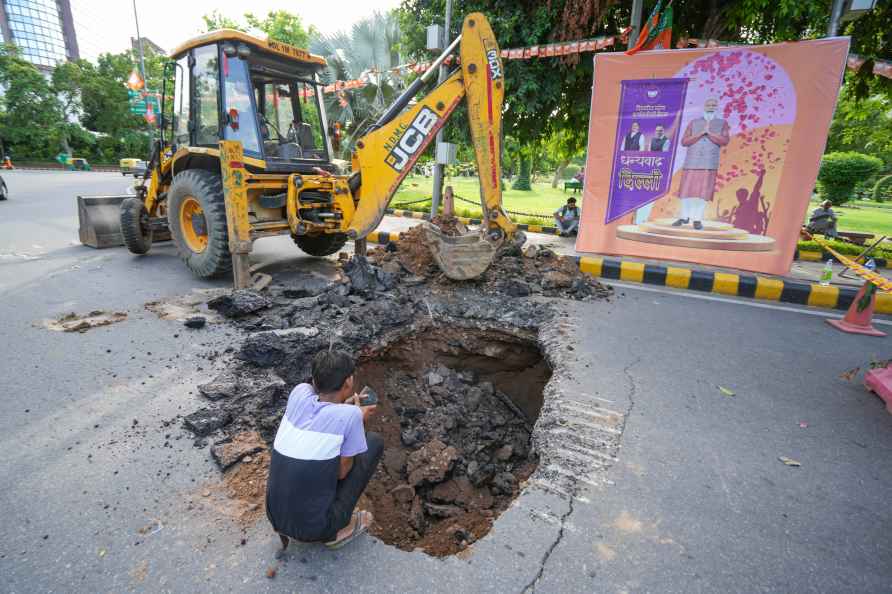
[347,13,517,279]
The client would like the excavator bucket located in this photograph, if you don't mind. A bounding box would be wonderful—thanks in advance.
[77,195,127,248]
[421,223,498,280]
[422,13,517,280]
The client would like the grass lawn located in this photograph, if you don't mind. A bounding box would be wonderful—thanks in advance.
[393,175,578,222]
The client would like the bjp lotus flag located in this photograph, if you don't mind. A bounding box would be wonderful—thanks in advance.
[127,68,144,91]
[627,0,673,55]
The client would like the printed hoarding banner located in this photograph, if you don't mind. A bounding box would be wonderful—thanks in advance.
[577,38,849,275]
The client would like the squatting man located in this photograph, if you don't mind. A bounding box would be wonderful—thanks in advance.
[266,350,383,549]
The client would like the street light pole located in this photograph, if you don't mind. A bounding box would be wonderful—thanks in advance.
[132,0,152,156]
[827,0,845,36]
[430,0,453,218]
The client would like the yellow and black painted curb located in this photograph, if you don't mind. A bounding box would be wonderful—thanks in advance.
[365,229,892,315]
[385,208,562,235]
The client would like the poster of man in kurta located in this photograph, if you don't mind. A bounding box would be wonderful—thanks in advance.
[578,39,849,275]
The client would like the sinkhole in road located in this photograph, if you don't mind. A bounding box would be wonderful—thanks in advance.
[354,326,550,557]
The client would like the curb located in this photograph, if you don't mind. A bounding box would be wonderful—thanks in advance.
[366,229,892,315]
[386,208,561,235]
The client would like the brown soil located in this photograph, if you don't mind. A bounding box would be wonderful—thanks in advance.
[392,224,437,276]
[220,449,270,525]
[352,326,548,557]
[429,215,467,236]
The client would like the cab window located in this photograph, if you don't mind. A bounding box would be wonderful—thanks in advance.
[173,55,190,146]
[193,45,219,146]
[221,52,261,156]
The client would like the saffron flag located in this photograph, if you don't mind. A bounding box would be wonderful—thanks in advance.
[627,0,673,56]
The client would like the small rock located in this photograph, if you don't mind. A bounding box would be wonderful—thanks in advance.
[409,495,426,534]
[423,502,462,518]
[390,484,415,504]
[209,431,266,471]
[400,429,419,447]
[183,408,232,437]
[202,490,211,497]
[430,476,474,506]
[184,316,206,329]
[494,444,513,461]
[406,439,458,486]
[426,371,444,386]
[383,449,407,477]
[208,290,272,318]
[491,471,517,495]
[465,387,483,411]
[238,332,286,367]
[542,270,574,289]
[501,279,531,297]
[446,523,471,543]
[522,243,539,258]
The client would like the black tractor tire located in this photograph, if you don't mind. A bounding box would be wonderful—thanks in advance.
[293,233,348,257]
[167,169,232,278]
[120,197,152,254]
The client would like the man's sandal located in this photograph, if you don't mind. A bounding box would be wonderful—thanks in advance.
[324,511,372,550]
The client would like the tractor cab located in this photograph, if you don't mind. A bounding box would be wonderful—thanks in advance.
[165,30,334,174]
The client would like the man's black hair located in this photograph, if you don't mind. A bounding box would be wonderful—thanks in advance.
[311,350,355,393]
[567,197,577,204]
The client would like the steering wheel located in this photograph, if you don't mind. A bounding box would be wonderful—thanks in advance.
[259,113,285,143]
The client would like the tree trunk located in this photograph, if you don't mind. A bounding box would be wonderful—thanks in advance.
[551,159,570,188]
[512,154,532,191]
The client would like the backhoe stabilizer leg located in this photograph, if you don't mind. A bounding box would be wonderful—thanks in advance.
[219,140,255,290]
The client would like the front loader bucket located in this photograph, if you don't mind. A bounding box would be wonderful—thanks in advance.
[421,222,499,280]
[77,195,127,248]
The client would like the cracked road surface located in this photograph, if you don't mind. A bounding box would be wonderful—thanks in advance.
[2,172,892,593]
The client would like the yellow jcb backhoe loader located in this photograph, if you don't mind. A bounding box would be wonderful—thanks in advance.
[105,12,517,287]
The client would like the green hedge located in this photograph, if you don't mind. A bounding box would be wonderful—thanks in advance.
[817,152,884,206]
[798,238,892,260]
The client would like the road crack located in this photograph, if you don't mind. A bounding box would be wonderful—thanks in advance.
[520,496,574,594]
[521,355,641,593]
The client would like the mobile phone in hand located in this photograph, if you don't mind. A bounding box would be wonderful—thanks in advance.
[358,386,378,407]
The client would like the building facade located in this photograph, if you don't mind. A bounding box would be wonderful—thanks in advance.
[0,0,79,69]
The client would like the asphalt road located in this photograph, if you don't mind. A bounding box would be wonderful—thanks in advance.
[1,171,890,593]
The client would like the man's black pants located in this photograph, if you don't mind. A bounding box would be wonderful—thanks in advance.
[325,431,384,540]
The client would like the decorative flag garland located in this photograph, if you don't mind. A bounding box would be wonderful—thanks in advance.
[306,35,617,99]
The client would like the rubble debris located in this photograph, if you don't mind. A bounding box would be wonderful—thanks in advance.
[183,408,232,437]
[407,440,459,486]
[184,316,207,329]
[238,332,286,367]
[208,290,272,318]
[210,431,266,471]
[144,288,228,322]
[342,255,396,295]
[198,369,285,401]
[40,310,127,333]
[281,272,333,298]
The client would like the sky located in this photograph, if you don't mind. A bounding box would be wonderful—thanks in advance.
[70,0,404,61]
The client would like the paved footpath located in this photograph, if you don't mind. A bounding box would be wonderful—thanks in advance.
[2,172,891,593]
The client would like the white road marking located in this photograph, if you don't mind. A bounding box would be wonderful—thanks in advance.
[606,279,892,326]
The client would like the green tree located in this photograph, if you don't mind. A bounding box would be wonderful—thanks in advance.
[310,11,402,155]
[202,10,246,32]
[245,10,317,48]
[826,80,892,170]
[0,44,63,159]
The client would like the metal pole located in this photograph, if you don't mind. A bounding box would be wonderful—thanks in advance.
[827,0,845,36]
[629,0,644,48]
[133,0,152,155]
[430,0,453,218]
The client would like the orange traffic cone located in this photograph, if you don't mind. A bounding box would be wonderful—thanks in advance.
[827,279,886,337]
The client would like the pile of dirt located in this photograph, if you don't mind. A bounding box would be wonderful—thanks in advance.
[429,215,467,236]
[356,357,542,556]
[392,225,437,276]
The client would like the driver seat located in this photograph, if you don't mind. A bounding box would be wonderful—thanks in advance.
[295,122,315,150]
